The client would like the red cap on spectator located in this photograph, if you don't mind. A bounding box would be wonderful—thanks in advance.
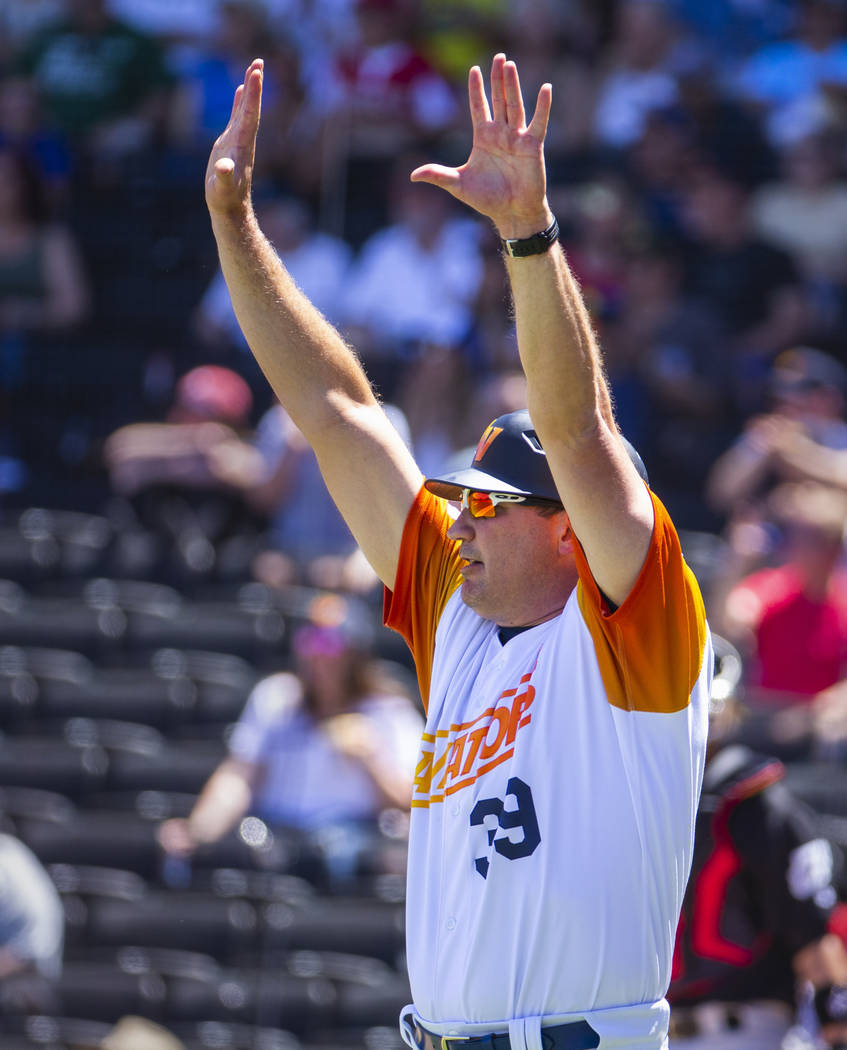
[173,366,252,426]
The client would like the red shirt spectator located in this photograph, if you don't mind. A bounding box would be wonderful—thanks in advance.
[731,562,847,696]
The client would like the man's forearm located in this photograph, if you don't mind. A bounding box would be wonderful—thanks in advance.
[211,209,379,441]
[505,243,614,440]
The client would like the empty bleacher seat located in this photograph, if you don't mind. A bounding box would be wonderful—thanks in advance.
[83,891,259,964]
[17,811,160,878]
[1,1015,112,1050]
[169,1020,301,1050]
[261,898,405,968]
[0,736,108,800]
[106,739,226,795]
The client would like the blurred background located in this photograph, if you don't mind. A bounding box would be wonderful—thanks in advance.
[3,0,847,1047]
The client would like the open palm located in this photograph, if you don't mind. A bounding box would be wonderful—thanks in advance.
[411,54,552,236]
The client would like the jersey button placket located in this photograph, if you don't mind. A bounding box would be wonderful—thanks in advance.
[446,916,457,931]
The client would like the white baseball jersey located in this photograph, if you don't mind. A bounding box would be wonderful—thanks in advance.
[384,486,711,1050]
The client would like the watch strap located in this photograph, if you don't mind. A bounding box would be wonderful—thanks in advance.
[501,217,559,258]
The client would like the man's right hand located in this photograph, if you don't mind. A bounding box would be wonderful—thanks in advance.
[205,58,264,218]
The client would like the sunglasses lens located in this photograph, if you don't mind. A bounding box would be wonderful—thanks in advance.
[468,492,496,518]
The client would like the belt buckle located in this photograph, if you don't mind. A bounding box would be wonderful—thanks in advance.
[441,1037,471,1050]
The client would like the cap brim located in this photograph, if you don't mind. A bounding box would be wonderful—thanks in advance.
[424,467,536,502]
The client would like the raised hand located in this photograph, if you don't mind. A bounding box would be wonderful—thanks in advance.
[410,54,552,239]
[206,59,264,217]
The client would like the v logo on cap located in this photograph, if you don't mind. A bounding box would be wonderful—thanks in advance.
[474,423,503,463]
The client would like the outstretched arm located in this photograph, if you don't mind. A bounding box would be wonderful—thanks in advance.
[412,56,653,605]
[206,61,422,588]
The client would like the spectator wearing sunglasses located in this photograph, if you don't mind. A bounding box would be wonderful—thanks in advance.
[157,593,423,884]
[206,55,712,1050]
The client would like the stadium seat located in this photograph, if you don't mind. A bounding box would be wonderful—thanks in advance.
[46,962,168,1024]
[167,1020,301,1050]
[260,898,406,968]
[0,591,117,658]
[17,811,160,878]
[0,736,108,800]
[83,891,260,964]
[18,509,115,582]
[0,785,76,828]
[0,1015,112,1049]
[105,740,226,795]
[0,645,92,729]
[39,666,196,729]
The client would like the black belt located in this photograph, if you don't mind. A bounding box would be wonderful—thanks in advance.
[418,1020,600,1050]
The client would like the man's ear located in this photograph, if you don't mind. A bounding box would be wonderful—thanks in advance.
[558,514,573,555]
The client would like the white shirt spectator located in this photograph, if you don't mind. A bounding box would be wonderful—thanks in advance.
[197,229,352,350]
[229,671,423,829]
[0,835,63,979]
[341,217,482,349]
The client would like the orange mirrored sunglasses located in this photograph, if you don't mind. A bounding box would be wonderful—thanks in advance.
[459,488,560,518]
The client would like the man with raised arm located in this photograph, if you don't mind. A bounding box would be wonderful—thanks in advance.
[207,54,712,1050]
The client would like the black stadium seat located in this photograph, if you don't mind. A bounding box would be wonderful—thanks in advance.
[83,891,259,964]
[260,898,405,968]
[105,739,226,795]
[17,811,160,878]
[0,736,108,800]
[0,1015,112,1049]
[169,1020,301,1050]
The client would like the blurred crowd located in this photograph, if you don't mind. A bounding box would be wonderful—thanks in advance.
[6,0,847,768]
[6,0,847,1041]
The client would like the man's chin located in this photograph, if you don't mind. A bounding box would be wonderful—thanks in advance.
[460,579,495,619]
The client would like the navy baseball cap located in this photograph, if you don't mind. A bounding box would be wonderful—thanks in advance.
[424,409,648,502]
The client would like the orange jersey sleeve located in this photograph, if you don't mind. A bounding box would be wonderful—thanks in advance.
[383,485,463,711]
[574,489,709,713]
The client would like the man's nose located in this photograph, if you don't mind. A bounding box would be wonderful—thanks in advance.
[447,509,475,540]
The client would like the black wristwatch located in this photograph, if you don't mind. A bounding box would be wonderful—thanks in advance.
[501,217,559,258]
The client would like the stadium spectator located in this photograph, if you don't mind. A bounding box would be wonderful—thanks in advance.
[750,126,847,348]
[0,147,87,338]
[193,194,352,358]
[326,0,458,242]
[157,593,423,883]
[0,76,72,209]
[16,0,173,164]
[0,833,63,1015]
[0,832,63,980]
[167,0,277,149]
[712,481,847,759]
[604,237,733,529]
[591,0,683,151]
[730,0,847,145]
[205,399,411,593]
[340,162,483,399]
[0,143,89,456]
[104,364,262,577]
[679,162,809,411]
[707,346,847,515]
[734,0,847,146]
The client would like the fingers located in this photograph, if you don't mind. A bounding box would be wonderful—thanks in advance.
[490,52,507,124]
[527,82,553,143]
[410,163,462,194]
[228,83,244,127]
[228,59,263,128]
[467,65,491,126]
[503,60,526,129]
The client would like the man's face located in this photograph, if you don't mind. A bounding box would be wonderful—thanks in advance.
[446,498,575,627]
